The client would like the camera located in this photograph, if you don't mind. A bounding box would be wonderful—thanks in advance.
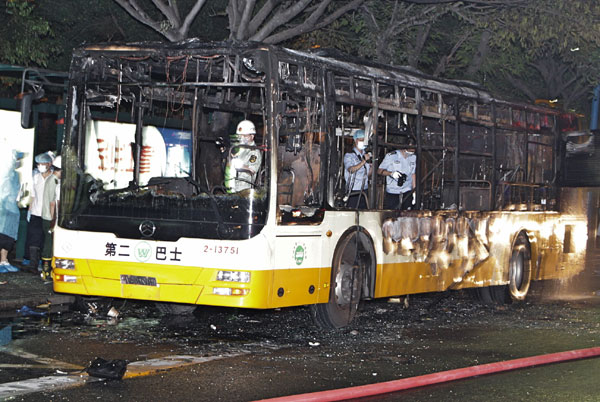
[397,172,407,186]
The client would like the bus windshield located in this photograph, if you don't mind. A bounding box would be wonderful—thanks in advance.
[60,45,270,241]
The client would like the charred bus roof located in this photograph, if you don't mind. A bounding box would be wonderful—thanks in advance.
[72,39,564,118]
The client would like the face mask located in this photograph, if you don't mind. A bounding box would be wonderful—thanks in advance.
[405,150,414,155]
[357,141,366,150]
[38,164,48,173]
[239,135,253,145]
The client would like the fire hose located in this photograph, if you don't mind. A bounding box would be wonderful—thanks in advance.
[255,346,600,402]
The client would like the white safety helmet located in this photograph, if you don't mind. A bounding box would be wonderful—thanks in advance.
[236,120,256,136]
[52,155,62,170]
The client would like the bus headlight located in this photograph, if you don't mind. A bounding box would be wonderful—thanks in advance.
[216,270,250,283]
[54,274,77,283]
[55,258,75,270]
[213,287,249,296]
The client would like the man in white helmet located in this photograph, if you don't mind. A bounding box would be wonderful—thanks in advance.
[224,120,262,193]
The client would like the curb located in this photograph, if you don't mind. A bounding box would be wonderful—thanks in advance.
[0,293,75,313]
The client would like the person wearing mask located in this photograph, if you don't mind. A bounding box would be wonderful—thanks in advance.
[344,129,372,209]
[0,151,22,273]
[23,151,54,270]
[40,156,61,280]
[224,120,262,193]
[378,143,416,210]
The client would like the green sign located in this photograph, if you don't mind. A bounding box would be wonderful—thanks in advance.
[294,244,305,265]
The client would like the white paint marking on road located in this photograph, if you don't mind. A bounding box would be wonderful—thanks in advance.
[0,364,66,369]
[0,375,90,399]
[0,353,246,399]
[0,347,84,370]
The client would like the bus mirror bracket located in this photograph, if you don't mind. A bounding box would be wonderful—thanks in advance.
[19,88,45,129]
[20,92,33,129]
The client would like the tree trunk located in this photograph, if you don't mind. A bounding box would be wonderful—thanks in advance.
[466,30,491,79]
[407,24,431,68]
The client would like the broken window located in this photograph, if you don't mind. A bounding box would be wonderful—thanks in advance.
[61,48,270,240]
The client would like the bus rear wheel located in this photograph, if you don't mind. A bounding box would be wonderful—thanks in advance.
[472,231,531,304]
[507,232,532,301]
[311,231,369,329]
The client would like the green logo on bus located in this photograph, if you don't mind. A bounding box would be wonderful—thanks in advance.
[294,244,305,265]
[134,241,152,262]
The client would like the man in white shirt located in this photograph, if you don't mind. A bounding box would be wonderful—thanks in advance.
[378,143,416,210]
[23,151,54,270]
[343,129,372,209]
[41,156,61,280]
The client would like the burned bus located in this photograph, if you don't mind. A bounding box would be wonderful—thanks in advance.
[52,40,591,328]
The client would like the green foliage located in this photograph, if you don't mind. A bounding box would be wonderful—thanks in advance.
[0,0,59,67]
[33,0,228,71]
[302,0,599,113]
[2,0,597,113]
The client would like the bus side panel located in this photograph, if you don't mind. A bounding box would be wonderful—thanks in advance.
[269,231,329,307]
[371,210,588,298]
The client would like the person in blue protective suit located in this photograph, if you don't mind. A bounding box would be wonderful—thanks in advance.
[0,150,23,273]
[23,151,54,270]
[343,129,372,209]
[378,142,416,210]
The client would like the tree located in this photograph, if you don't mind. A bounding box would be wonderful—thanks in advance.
[357,0,454,65]
[113,0,364,44]
[0,0,59,67]
[296,0,599,112]
[483,0,600,109]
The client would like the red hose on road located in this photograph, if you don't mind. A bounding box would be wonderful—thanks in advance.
[256,346,600,402]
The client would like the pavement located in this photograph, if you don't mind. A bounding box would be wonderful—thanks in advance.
[0,261,75,315]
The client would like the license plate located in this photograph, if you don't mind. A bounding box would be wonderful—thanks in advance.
[120,274,158,287]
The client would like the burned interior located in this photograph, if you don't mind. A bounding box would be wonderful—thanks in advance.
[58,40,567,241]
[274,46,563,215]
[61,41,272,241]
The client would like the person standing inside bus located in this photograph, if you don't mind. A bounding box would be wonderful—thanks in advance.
[40,156,61,280]
[378,142,416,210]
[344,129,372,209]
[224,120,262,193]
[23,151,54,270]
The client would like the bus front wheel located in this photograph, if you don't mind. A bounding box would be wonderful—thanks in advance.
[155,302,197,315]
[311,230,369,329]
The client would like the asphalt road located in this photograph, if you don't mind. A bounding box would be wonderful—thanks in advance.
[1,274,599,402]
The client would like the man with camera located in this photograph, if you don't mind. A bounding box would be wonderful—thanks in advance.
[378,143,416,210]
[343,129,372,209]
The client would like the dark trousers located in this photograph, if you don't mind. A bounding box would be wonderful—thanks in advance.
[346,193,368,209]
[383,192,413,210]
[42,219,53,259]
[24,215,45,259]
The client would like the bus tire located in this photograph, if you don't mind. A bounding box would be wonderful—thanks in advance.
[73,295,114,314]
[471,232,532,304]
[311,230,370,329]
[155,302,197,315]
[470,285,508,304]
[507,231,532,301]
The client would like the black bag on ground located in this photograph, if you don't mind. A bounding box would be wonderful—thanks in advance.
[86,357,128,380]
